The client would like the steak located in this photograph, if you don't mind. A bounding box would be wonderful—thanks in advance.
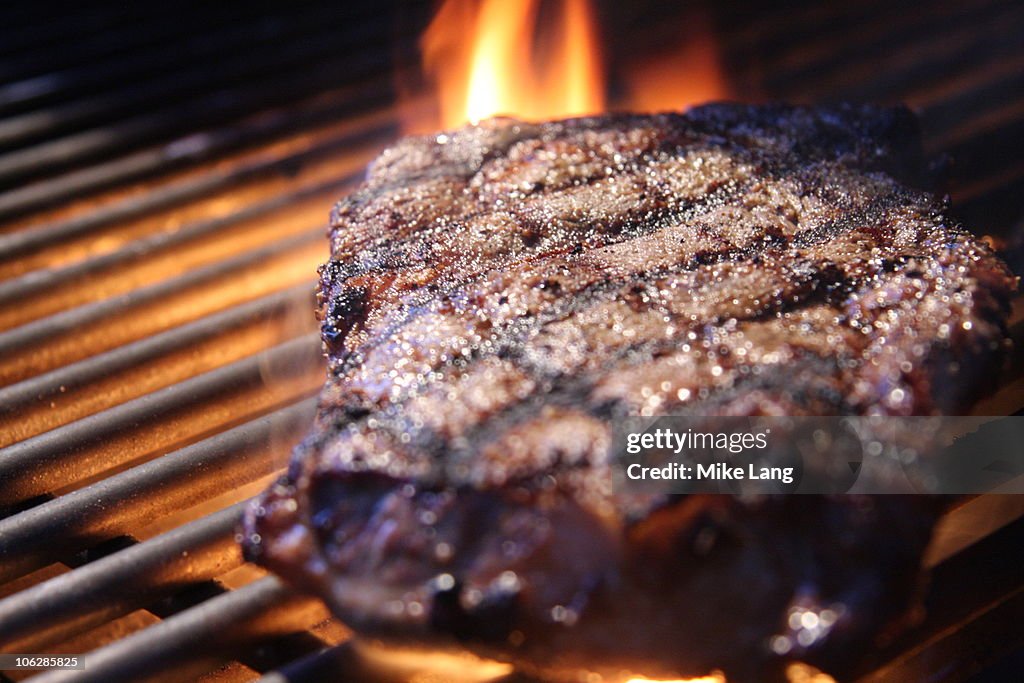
[243,104,1016,681]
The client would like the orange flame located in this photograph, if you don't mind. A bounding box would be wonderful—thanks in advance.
[624,663,836,683]
[618,4,729,113]
[626,676,724,683]
[422,0,605,128]
[418,0,731,131]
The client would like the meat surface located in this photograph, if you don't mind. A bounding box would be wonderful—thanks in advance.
[243,104,1016,681]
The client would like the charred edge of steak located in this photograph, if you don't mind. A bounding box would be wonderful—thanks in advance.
[243,104,1017,682]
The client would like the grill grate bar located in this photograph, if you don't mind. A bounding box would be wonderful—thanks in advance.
[763,0,1022,97]
[0,333,321,510]
[0,7,244,112]
[0,37,399,189]
[0,5,380,122]
[853,515,1024,681]
[831,23,1024,112]
[934,89,1024,147]
[0,502,245,654]
[0,98,396,245]
[764,0,1009,86]
[0,181,344,307]
[906,52,1024,112]
[0,227,324,356]
[28,577,328,683]
[936,98,1024,150]
[0,397,315,583]
[943,119,1024,198]
[0,282,317,445]
[758,0,983,76]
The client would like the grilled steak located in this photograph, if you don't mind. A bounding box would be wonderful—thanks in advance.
[243,104,1016,681]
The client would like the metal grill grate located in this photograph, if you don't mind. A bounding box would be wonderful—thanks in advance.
[0,1,1021,682]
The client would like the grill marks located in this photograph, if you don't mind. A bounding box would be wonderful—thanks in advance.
[245,105,1017,681]
[324,181,932,430]
[295,104,1014,502]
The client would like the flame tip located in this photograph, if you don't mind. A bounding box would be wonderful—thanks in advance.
[415,0,728,132]
[422,0,604,129]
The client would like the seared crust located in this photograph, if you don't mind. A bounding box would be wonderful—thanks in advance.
[244,105,1016,681]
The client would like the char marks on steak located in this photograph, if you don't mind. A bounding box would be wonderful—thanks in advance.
[244,105,1016,681]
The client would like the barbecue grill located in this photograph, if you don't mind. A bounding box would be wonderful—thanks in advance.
[0,1,1021,681]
